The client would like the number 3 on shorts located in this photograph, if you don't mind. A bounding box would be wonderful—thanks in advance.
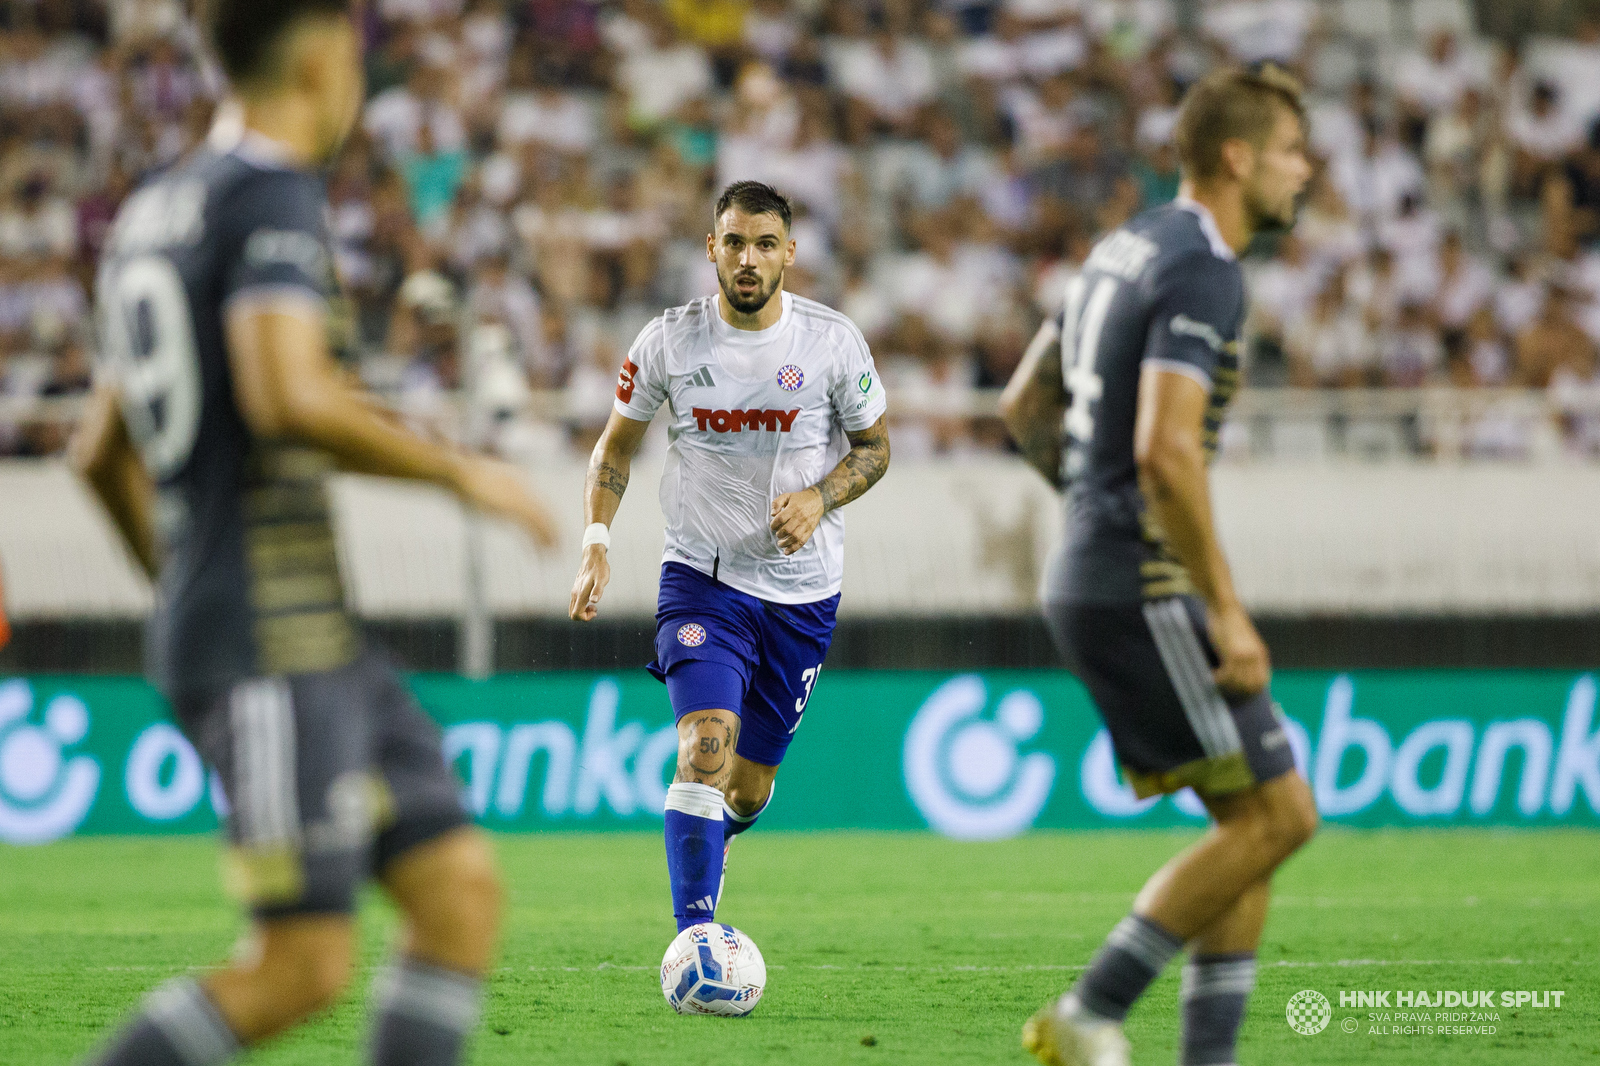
[790,666,821,733]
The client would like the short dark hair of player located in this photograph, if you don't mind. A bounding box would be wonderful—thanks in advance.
[714,181,792,232]
[1172,65,1306,182]
[203,0,352,87]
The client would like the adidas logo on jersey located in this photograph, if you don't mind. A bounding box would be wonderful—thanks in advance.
[685,366,716,388]
[691,408,800,433]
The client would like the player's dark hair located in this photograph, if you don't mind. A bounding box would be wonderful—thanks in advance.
[714,181,792,232]
[1173,64,1305,181]
[203,0,352,87]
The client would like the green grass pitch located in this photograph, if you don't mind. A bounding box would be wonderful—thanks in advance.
[1,831,1595,1065]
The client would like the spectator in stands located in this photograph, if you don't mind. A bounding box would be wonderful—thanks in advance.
[1544,118,1600,254]
[393,268,464,433]
[1505,80,1583,200]
[398,115,470,231]
[1494,251,1545,337]
[1287,279,1372,388]
[617,10,714,131]
[5,0,1600,461]
[1427,229,1494,341]
[468,246,546,380]
[1382,302,1445,387]
[1516,284,1596,388]
[364,58,466,161]
[1462,306,1512,387]
[1395,30,1485,145]
[1332,118,1425,224]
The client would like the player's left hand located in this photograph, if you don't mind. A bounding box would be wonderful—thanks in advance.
[770,488,824,555]
[453,454,560,550]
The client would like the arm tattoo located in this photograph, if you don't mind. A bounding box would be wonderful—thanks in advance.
[817,417,890,513]
[587,456,630,501]
[595,461,629,498]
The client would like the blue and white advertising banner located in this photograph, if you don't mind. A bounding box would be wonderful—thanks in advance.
[1,671,1597,843]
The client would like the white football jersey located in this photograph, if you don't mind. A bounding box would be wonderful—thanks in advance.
[614,291,888,604]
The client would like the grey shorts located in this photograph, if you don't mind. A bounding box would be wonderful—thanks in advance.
[1044,596,1296,800]
[173,646,468,917]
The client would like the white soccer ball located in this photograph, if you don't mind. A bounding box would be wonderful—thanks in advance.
[660,922,767,1016]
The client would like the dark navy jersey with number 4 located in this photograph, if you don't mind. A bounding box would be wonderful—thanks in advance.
[96,134,358,698]
[1046,198,1246,604]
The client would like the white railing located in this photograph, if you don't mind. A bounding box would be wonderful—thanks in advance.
[6,387,1598,463]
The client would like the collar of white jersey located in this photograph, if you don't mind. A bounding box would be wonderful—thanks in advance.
[1174,196,1236,261]
[710,290,793,345]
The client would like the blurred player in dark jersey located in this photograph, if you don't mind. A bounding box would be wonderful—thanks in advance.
[69,3,556,1065]
[1003,66,1318,1066]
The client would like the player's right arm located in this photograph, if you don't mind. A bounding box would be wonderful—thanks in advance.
[68,383,158,579]
[221,169,555,547]
[568,409,650,621]
[570,324,666,621]
[999,315,1066,488]
[226,300,557,547]
[1133,254,1266,696]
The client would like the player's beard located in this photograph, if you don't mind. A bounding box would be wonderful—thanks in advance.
[719,265,783,315]
[1243,184,1300,239]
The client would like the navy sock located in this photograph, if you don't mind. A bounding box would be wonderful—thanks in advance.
[367,958,481,1066]
[87,977,240,1066]
[664,782,725,931]
[1180,953,1256,1066]
[1073,913,1185,1022]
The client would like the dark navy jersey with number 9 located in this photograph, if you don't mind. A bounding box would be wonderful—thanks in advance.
[1046,199,1247,604]
[96,136,359,699]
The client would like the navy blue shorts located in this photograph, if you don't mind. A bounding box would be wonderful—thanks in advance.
[648,562,838,767]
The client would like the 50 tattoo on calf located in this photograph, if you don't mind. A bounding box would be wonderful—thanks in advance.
[681,714,737,784]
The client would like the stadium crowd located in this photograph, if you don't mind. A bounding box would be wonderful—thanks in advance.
[4,0,1600,461]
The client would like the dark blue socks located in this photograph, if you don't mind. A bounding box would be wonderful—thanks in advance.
[664,782,725,931]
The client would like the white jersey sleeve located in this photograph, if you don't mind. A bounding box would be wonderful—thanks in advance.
[613,316,668,422]
[827,319,889,432]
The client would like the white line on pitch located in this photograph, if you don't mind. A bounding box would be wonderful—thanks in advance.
[511,958,1554,974]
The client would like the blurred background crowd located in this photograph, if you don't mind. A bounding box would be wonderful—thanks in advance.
[5,0,1600,463]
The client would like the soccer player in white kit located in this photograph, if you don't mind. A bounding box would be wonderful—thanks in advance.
[568,182,890,937]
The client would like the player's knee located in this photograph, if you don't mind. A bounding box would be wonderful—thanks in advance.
[1280,783,1320,852]
[424,847,504,944]
[277,938,354,1016]
[1260,778,1318,859]
[724,779,770,817]
[458,853,506,933]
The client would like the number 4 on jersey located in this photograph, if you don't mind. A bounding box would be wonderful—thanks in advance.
[1062,275,1118,446]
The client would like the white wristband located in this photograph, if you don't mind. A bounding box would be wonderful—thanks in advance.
[581,523,611,551]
